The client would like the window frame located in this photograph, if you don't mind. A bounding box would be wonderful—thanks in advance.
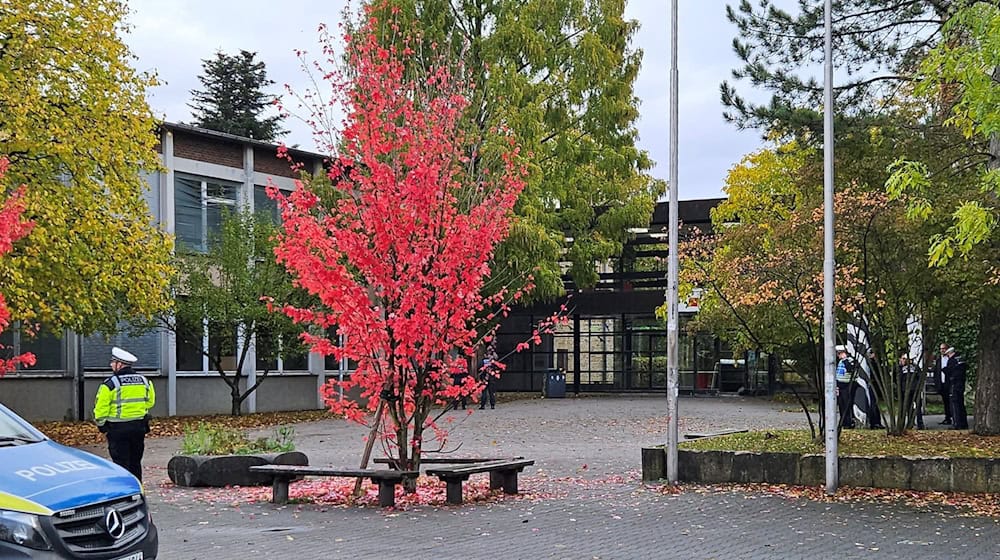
[0,325,67,376]
[174,174,241,253]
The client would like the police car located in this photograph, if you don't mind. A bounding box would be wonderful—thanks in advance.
[0,402,158,559]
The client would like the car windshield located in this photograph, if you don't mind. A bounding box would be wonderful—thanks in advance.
[0,406,44,444]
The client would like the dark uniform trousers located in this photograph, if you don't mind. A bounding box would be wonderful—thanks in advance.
[836,380,856,428]
[944,355,969,430]
[950,375,969,429]
[106,420,147,481]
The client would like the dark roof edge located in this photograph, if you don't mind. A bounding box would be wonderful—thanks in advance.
[161,121,328,162]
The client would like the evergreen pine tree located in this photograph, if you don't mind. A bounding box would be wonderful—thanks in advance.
[189,50,286,141]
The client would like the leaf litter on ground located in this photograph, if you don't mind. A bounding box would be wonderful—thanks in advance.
[35,410,338,448]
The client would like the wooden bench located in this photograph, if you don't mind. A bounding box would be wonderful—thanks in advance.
[248,465,418,507]
[373,456,524,469]
[425,459,535,505]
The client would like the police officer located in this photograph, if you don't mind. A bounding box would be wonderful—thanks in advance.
[835,345,857,429]
[943,347,969,430]
[94,347,155,481]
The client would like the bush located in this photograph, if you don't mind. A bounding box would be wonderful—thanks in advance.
[179,423,295,455]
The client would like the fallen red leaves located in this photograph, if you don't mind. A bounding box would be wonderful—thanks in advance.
[156,475,533,510]
[34,410,337,448]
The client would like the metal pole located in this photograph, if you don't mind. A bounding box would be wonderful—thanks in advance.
[665,0,680,484]
[822,0,839,495]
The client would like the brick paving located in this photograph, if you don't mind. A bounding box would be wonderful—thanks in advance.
[101,395,999,559]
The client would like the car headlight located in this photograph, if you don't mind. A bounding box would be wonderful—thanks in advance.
[0,510,51,550]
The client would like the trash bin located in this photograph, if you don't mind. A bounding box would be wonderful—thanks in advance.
[542,368,566,398]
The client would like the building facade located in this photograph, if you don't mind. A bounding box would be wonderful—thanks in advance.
[1,124,759,421]
[494,200,777,395]
[0,123,350,421]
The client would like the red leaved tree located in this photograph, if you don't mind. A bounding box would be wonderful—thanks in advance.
[271,6,531,472]
[0,157,36,375]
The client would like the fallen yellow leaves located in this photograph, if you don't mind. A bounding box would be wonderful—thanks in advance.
[674,482,1000,518]
[34,410,337,448]
[681,429,1000,458]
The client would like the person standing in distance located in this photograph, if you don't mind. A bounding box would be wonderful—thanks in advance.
[94,347,155,481]
[835,345,857,429]
[935,343,953,425]
[943,347,969,430]
[898,353,924,430]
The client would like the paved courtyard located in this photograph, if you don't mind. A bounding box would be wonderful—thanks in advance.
[89,395,999,559]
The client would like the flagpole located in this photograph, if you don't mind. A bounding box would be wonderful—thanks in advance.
[822,0,839,495]
[665,0,680,484]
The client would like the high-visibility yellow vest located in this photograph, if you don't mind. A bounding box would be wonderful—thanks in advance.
[94,369,155,425]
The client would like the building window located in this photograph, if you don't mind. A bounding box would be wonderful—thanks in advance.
[255,327,309,373]
[254,185,280,224]
[0,327,65,374]
[174,175,240,253]
[323,327,357,372]
[174,314,237,373]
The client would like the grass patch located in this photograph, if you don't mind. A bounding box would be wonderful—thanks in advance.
[179,423,296,455]
[775,398,970,417]
[680,429,1000,458]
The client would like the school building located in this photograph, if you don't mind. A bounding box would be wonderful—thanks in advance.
[0,124,766,422]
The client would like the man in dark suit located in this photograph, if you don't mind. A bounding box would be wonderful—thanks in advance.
[934,343,953,425]
[943,347,969,430]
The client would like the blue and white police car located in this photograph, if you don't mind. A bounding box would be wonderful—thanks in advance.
[0,402,158,559]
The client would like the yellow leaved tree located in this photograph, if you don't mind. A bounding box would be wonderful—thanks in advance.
[0,0,173,335]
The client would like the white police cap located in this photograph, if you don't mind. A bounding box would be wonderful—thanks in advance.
[111,347,138,364]
[835,345,847,352]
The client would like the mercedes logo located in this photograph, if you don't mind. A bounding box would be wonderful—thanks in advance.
[104,508,125,540]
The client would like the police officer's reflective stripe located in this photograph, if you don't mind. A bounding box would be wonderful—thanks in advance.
[106,377,152,420]
[115,384,123,418]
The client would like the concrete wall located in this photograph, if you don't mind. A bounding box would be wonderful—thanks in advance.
[0,374,325,421]
[2,375,171,422]
[174,374,325,417]
[254,374,321,413]
[0,377,78,421]
[640,447,1000,494]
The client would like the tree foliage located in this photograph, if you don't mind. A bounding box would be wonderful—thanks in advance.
[168,210,305,416]
[722,0,953,136]
[888,3,1000,267]
[318,0,659,300]
[0,0,174,336]
[683,145,863,437]
[687,137,950,436]
[720,0,1000,436]
[885,2,1000,434]
[0,159,35,375]
[190,50,286,142]
[272,6,547,470]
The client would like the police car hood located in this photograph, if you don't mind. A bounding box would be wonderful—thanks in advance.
[0,440,141,514]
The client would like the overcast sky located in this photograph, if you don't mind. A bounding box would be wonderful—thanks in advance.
[124,1,781,201]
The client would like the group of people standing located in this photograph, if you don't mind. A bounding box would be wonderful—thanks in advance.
[451,345,500,411]
[834,342,969,430]
[933,343,970,430]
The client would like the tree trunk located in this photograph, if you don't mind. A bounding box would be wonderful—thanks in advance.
[974,305,1000,435]
[231,391,241,416]
[976,75,1000,435]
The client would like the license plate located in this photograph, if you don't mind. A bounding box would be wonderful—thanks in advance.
[115,553,142,560]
